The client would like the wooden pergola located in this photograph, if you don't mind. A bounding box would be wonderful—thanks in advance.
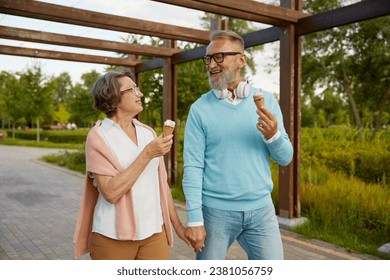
[1,0,389,219]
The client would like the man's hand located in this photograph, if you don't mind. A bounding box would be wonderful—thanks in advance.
[256,107,278,140]
[185,226,206,253]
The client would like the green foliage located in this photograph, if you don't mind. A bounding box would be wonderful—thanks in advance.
[5,129,88,144]
[0,137,83,150]
[177,60,210,122]
[18,64,56,125]
[42,149,86,173]
[53,103,71,124]
[301,4,390,134]
[290,127,390,257]
[139,68,164,128]
[296,171,390,257]
[49,72,73,106]
[301,127,390,186]
[64,70,102,127]
[0,71,20,124]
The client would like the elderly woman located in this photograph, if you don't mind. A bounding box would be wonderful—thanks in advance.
[73,71,189,260]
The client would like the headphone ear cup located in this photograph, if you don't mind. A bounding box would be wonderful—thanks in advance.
[235,81,250,98]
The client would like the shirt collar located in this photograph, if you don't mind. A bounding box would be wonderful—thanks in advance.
[101,118,120,131]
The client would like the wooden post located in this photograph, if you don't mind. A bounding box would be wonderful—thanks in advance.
[278,0,302,218]
[163,39,178,185]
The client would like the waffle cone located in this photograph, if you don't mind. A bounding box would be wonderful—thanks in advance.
[163,126,175,137]
[253,94,264,109]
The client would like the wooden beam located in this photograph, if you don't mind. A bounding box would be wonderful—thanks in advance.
[194,0,309,22]
[0,45,140,66]
[0,0,210,44]
[152,0,310,26]
[138,27,281,72]
[136,58,165,73]
[0,25,180,57]
[297,0,390,36]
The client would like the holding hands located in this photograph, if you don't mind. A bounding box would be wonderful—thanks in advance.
[185,226,206,253]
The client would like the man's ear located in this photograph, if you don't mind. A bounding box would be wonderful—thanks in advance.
[238,54,247,68]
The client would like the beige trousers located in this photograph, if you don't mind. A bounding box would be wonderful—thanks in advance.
[90,226,169,260]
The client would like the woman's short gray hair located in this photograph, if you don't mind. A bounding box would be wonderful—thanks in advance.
[91,70,132,118]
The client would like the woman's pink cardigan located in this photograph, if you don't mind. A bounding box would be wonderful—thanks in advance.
[73,120,173,258]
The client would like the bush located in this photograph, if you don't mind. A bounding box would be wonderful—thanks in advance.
[5,129,88,144]
[302,128,390,186]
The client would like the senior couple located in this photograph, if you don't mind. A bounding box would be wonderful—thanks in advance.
[73,30,293,260]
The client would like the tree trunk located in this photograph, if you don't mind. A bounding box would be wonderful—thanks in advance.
[36,118,40,142]
[12,122,15,140]
[371,86,390,141]
[343,71,362,138]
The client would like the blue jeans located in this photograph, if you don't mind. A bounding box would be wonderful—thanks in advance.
[197,204,284,260]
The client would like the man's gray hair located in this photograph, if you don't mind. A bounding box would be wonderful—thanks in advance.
[210,30,245,51]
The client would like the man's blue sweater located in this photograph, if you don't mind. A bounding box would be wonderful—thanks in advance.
[183,87,293,223]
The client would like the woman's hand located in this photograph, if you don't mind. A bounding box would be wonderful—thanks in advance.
[143,134,173,159]
[175,225,192,247]
[185,226,206,253]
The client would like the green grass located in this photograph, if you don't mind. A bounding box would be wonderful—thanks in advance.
[41,150,86,173]
[0,136,84,150]
[296,168,390,257]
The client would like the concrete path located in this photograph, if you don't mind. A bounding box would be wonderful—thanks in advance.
[0,145,379,260]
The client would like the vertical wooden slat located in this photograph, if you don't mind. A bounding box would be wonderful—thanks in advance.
[278,0,301,219]
[293,0,302,218]
[163,39,178,185]
[279,22,294,218]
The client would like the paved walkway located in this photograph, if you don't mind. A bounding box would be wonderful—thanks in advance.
[0,145,379,260]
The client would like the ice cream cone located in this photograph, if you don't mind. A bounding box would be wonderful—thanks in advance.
[163,119,175,137]
[253,93,264,109]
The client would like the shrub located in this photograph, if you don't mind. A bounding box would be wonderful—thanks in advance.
[5,129,88,144]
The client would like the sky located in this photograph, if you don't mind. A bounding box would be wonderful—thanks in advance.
[0,0,280,93]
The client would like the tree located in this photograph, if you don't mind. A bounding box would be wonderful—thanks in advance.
[349,16,390,139]
[0,71,22,136]
[301,0,390,138]
[64,70,102,127]
[53,103,71,125]
[16,64,55,141]
[50,72,73,105]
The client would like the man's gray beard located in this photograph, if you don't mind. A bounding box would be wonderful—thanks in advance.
[208,69,235,90]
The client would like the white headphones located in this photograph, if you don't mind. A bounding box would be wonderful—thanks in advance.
[235,81,250,98]
[215,81,250,99]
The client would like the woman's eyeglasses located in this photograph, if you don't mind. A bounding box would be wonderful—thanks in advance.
[120,86,142,97]
[203,52,242,65]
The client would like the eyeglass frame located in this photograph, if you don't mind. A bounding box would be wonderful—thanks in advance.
[120,86,142,97]
[203,52,242,65]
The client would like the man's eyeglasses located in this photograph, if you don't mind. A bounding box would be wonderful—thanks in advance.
[120,86,142,97]
[203,52,242,65]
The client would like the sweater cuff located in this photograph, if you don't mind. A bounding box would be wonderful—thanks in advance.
[187,221,204,227]
[264,129,281,143]
[187,208,204,224]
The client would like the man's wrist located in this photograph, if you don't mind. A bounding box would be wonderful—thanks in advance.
[187,221,204,227]
[264,129,281,143]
